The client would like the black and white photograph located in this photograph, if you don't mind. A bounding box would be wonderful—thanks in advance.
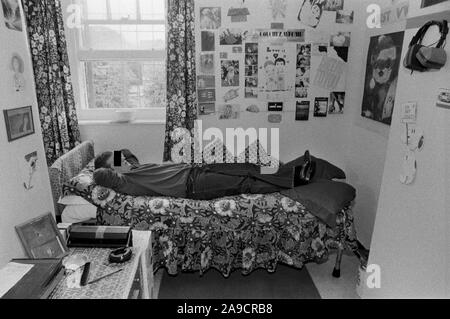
[219,28,243,45]
[201,31,215,51]
[200,7,221,29]
[221,60,239,87]
[0,0,449,304]
[362,31,404,125]
[314,97,328,117]
[1,0,22,31]
[296,100,310,121]
[329,92,345,114]
[3,106,34,142]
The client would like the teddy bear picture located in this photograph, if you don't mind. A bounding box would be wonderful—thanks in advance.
[361,32,405,125]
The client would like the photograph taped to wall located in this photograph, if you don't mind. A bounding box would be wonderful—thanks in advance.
[218,104,240,120]
[201,31,215,51]
[23,151,38,190]
[312,43,328,56]
[296,100,310,121]
[221,60,240,87]
[200,7,221,29]
[436,88,450,110]
[1,0,22,31]
[336,10,354,24]
[330,32,351,47]
[232,46,243,53]
[219,28,243,45]
[329,92,345,114]
[361,31,404,125]
[11,52,25,92]
[197,75,215,89]
[245,43,258,54]
[220,52,228,59]
[245,88,258,99]
[323,0,344,11]
[199,53,215,74]
[314,97,328,117]
[298,0,326,29]
[198,103,216,116]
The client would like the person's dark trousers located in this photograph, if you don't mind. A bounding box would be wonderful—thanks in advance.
[187,163,295,200]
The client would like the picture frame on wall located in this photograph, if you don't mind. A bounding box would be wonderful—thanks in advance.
[15,213,68,259]
[3,106,35,142]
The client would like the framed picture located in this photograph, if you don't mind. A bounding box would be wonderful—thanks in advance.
[1,0,23,31]
[3,106,35,142]
[15,213,68,259]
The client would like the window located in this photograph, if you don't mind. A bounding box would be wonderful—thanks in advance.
[65,0,167,121]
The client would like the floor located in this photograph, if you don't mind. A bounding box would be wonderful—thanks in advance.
[152,253,360,299]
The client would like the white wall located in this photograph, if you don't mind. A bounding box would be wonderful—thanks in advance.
[0,1,55,266]
[363,0,450,298]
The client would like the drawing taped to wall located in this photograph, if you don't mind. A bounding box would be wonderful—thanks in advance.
[1,0,22,31]
[199,53,215,74]
[220,28,243,45]
[298,0,326,28]
[218,104,240,120]
[296,101,310,121]
[362,32,404,125]
[329,92,345,114]
[314,97,328,117]
[200,7,221,29]
[201,31,215,51]
[221,60,240,87]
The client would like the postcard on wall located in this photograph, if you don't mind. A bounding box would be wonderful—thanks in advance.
[2,0,22,31]
[314,97,328,117]
[198,89,216,103]
[268,102,283,112]
[221,60,240,87]
[197,75,215,89]
[436,88,450,110]
[219,29,243,46]
[218,104,240,120]
[329,92,345,114]
[199,53,215,74]
[201,31,215,51]
[296,101,310,121]
[323,0,344,11]
[200,7,221,29]
[198,103,216,116]
[313,56,345,90]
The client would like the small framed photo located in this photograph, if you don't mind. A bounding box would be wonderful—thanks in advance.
[3,106,35,142]
[15,213,68,259]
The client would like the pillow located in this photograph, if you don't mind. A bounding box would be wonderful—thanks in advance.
[61,203,97,224]
[58,195,91,206]
[284,154,346,181]
[280,179,356,228]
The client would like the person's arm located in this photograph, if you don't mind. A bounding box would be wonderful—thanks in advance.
[93,168,126,191]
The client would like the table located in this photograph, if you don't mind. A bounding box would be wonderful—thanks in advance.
[50,230,153,299]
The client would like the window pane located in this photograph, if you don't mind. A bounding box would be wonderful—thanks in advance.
[109,0,137,20]
[140,0,166,20]
[82,0,108,20]
[82,24,165,50]
[84,61,166,109]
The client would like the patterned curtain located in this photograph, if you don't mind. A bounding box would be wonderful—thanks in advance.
[163,0,198,162]
[23,0,81,166]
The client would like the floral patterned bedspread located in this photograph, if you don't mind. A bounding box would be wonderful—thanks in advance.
[63,162,358,277]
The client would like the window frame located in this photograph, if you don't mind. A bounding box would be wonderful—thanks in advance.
[62,0,167,123]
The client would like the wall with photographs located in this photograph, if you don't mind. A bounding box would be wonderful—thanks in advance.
[194,0,360,168]
[358,0,450,298]
[0,0,54,266]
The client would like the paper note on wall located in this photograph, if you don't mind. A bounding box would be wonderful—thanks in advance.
[312,56,345,90]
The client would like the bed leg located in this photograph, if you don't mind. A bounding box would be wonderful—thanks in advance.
[332,247,343,278]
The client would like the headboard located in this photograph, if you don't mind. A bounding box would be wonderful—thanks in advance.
[49,140,95,217]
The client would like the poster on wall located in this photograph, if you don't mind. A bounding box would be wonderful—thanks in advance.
[1,0,22,31]
[200,7,221,29]
[421,0,447,8]
[361,31,405,125]
[259,43,294,100]
[298,0,326,28]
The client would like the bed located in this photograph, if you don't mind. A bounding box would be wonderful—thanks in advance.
[49,141,358,278]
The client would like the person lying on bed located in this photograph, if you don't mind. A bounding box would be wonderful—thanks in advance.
[92,149,315,200]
